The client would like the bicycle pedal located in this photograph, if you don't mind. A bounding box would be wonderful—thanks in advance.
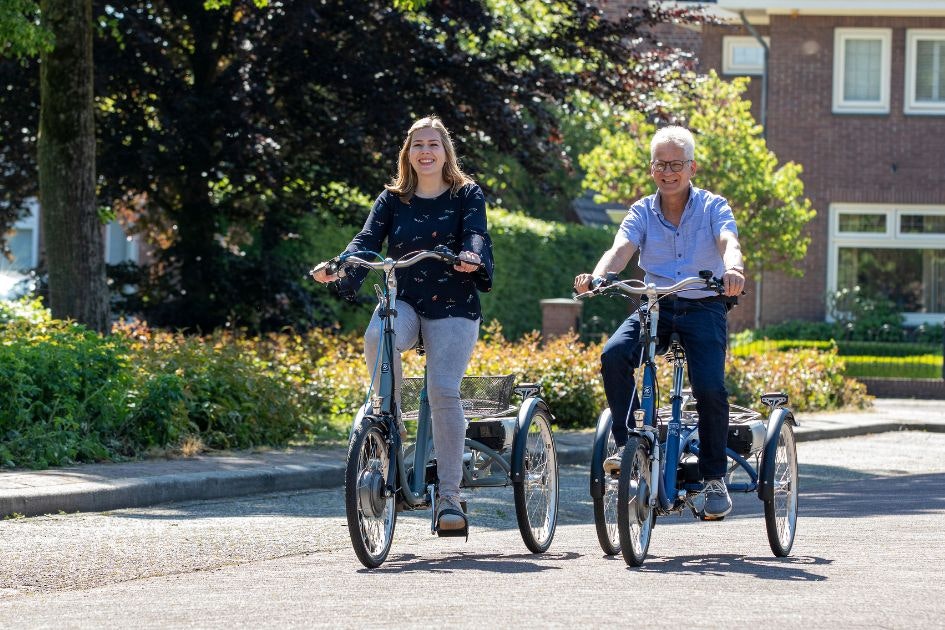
[436,525,468,540]
[699,512,726,522]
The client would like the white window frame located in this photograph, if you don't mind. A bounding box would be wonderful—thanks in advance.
[832,28,891,115]
[829,203,945,326]
[722,36,769,76]
[904,29,945,116]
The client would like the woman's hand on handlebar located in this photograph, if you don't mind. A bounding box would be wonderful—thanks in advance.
[310,260,338,284]
[454,250,481,274]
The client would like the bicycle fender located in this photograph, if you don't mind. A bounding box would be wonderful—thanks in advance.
[757,407,797,501]
[589,409,613,499]
[511,396,553,484]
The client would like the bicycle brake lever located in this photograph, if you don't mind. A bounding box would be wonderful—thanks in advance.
[432,245,461,266]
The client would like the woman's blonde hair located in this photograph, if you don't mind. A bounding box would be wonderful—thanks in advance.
[386,116,474,201]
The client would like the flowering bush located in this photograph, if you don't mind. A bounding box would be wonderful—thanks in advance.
[0,298,870,470]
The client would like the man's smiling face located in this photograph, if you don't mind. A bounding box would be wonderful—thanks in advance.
[650,141,696,199]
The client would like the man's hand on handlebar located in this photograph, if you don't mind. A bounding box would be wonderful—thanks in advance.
[721,268,745,297]
[573,273,597,294]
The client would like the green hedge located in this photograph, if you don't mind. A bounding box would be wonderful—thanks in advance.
[842,355,942,379]
[1,298,872,470]
[308,208,627,339]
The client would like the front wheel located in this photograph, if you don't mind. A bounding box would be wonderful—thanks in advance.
[513,407,559,553]
[345,416,397,568]
[764,420,798,557]
[617,435,655,567]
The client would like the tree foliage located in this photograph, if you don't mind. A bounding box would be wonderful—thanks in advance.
[0,0,54,59]
[2,0,703,330]
[579,72,816,276]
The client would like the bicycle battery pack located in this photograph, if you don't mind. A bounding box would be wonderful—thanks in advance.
[466,418,516,452]
[727,419,766,456]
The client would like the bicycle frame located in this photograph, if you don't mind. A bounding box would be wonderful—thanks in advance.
[581,273,759,514]
[342,249,516,512]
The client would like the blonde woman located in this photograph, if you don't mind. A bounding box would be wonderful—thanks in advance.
[312,116,493,535]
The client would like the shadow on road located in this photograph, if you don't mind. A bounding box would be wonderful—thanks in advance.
[636,553,831,581]
[364,550,581,575]
[800,471,945,518]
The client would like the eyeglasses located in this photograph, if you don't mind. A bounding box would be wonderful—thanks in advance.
[651,159,692,173]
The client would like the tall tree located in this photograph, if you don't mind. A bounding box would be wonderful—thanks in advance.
[37,0,108,332]
[3,0,703,331]
[580,72,815,277]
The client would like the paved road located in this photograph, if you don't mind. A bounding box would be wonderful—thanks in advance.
[2,431,944,628]
[3,398,943,519]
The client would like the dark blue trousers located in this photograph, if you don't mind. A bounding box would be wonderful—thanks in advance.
[600,298,730,480]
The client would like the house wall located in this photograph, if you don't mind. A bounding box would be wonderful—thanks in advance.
[596,2,945,327]
[705,15,945,325]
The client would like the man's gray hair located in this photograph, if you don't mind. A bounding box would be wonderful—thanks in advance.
[651,125,695,161]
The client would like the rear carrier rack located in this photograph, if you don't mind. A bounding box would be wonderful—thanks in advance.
[400,374,517,420]
[656,395,766,456]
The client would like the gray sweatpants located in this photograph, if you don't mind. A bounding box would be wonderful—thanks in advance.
[364,302,480,499]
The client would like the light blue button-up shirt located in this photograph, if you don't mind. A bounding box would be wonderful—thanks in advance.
[618,185,738,299]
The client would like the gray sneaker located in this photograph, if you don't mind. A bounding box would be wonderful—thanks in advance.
[603,446,624,475]
[703,478,732,519]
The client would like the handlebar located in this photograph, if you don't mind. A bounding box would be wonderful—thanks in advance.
[310,245,471,280]
[574,271,724,302]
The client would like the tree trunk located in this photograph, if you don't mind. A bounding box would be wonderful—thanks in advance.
[37,0,108,333]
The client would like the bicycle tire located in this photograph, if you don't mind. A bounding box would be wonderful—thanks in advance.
[592,420,620,556]
[513,407,559,553]
[764,420,798,557]
[617,435,655,567]
[345,416,397,568]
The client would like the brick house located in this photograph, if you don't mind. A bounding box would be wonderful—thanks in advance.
[591,0,945,331]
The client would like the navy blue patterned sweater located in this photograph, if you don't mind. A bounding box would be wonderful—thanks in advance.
[337,183,493,321]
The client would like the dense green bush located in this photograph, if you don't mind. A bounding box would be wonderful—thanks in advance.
[308,208,628,339]
[726,347,870,412]
[0,300,130,468]
[0,298,871,470]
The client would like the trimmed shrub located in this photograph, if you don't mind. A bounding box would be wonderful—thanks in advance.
[726,347,871,412]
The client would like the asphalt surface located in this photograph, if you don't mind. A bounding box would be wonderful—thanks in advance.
[1,398,943,519]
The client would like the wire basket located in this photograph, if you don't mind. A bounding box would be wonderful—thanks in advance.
[400,374,516,420]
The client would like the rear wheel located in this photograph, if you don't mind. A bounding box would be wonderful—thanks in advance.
[617,436,655,567]
[764,420,798,557]
[513,408,558,553]
[345,416,397,568]
[592,429,620,555]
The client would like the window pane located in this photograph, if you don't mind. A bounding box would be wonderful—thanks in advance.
[838,247,945,312]
[838,213,886,233]
[732,45,764,68]
[7,229,34,271]
[901,214,945,235]
[106,221,133,264]
[915,40,945,102]
[844,39,882,101]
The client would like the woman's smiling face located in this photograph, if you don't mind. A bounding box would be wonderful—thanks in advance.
[408,127,447,179]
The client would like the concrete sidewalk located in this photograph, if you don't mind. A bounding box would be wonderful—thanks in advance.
[2,398,943,518]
